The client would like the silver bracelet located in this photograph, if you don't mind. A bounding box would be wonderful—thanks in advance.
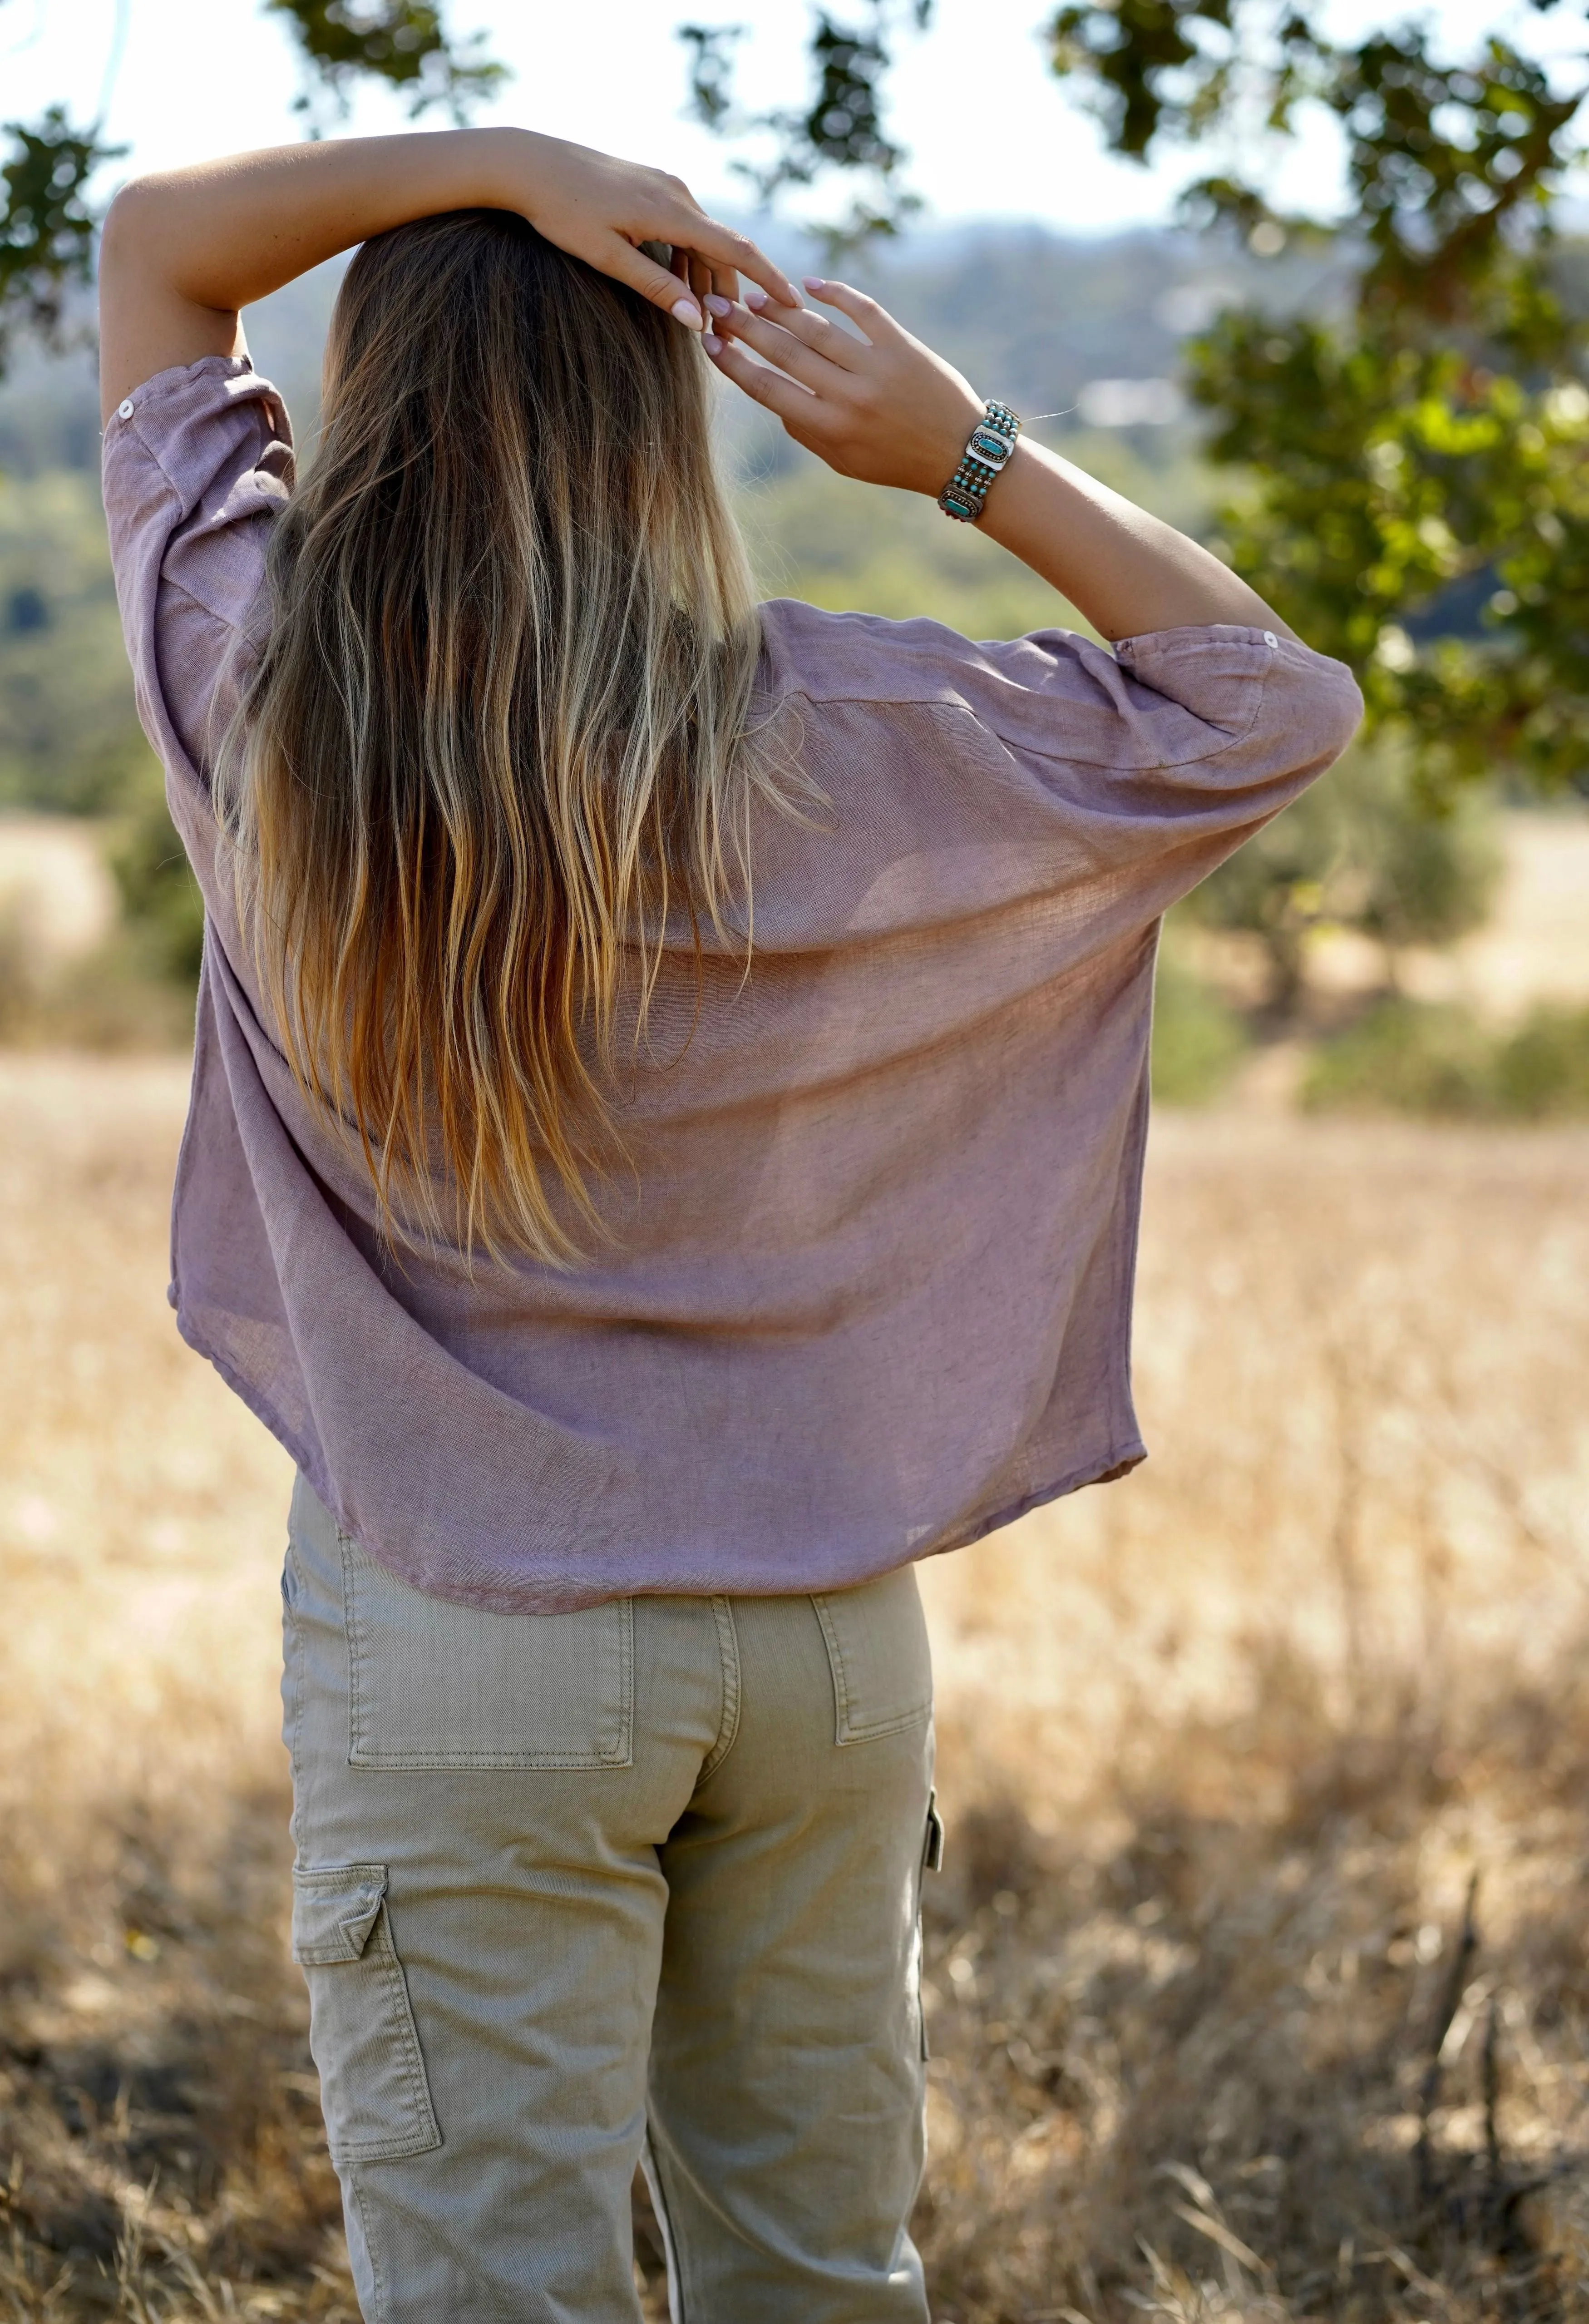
[938,401,1021,523]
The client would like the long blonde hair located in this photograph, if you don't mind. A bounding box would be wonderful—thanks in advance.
[219,207,786,1265]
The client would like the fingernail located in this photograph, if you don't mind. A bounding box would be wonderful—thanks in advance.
[704,293,733,317]
[671,297,703,328]
[702,331,723,354]
[802,275,826,292]
[743,284,769,310]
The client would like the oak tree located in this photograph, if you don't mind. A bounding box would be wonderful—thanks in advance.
[685,1,1589,787]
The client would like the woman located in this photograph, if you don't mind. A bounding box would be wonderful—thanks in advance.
[99,126,1360,2323]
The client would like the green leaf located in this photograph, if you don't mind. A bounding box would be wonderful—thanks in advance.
[678,4,930,240]
[264,0,508,121]
[0,109,124,366]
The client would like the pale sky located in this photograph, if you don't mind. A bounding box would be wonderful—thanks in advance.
[3,0,1581,239]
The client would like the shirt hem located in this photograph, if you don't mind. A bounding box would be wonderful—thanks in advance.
[172,1296,334,1515]
[172,1283,1149,1608]
[929,1443,1148,1563]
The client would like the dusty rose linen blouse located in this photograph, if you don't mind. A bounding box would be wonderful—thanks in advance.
[103,356,1361,1611]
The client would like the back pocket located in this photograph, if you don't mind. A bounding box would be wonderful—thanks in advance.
[812,1565,933,1745]
[342,1535,634,1770]
[291,1864,442,2165]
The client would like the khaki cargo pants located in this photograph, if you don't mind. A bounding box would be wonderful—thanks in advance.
[282,1475,940,2322]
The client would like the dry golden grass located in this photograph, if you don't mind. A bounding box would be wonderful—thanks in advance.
[2,1057,1588,2321]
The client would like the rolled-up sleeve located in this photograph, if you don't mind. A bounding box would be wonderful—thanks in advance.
[1110,622,1363,793]
[101,355,293,794]
[961,618,1364,902]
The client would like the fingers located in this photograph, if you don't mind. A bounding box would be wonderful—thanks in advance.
[688,249,741,305]
[706,299,844,394]
[525,148,796,323]
[609,237,705,328]
[569,177,796,329]
[612,234,775,331]
[550,155,795,323]
[681,213,798,308]
[738,287,866,369]
[670,240,735,312]
[702,335,817,429]
[801,275,891,341]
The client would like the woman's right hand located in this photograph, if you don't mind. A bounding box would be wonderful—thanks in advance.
[100,129,798,421]
[507,131,799,325]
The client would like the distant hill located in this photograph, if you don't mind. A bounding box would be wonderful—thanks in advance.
[0,220,1336,476]
[859,225,1264,421]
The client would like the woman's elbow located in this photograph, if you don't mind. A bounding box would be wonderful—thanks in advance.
[98,185,167,324]
[100,179,165,276]
[1316,663,1367,767]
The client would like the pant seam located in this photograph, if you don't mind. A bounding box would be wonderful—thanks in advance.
[641,2128,688,2324]
[346,2165,389,2324]
[338,1528,365,1767]
[283,1545,306,1859]
[699,1596,741,1782]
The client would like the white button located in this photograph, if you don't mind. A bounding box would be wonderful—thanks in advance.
[1263,630,1279,648]
[118,399,134,419]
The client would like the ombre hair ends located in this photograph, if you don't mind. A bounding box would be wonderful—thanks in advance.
[219,208,793,1265]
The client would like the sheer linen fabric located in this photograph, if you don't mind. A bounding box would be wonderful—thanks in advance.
[103,356,1362,1611]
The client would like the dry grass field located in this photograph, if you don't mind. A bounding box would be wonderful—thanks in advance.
[3,1054,1589,2322]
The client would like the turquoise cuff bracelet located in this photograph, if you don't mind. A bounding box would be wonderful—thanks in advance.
[937,400,1021,523]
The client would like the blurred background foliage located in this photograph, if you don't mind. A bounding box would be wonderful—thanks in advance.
[1180,742,1504,1016]
[0,0,1585,1122]
[686,0,1589,789]
[1302,992,1589,1118]
[0,470,150,816]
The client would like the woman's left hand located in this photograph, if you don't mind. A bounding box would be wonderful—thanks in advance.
[701,277,984,493]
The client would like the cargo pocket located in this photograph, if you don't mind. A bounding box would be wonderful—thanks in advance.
[811,1565,933,1745]
[291,1864,441,2165]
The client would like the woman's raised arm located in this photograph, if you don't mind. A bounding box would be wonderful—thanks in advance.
[706,277,1297,646]
[98,128,798,423]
